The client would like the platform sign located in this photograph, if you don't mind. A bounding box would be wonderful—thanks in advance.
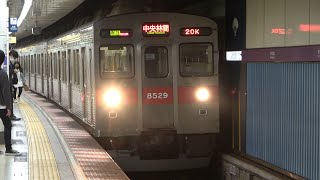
[226,51,242,61]
[9,36,16,43]
[9,17,18,32]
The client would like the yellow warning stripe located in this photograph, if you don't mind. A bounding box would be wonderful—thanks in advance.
[18,99,60,180]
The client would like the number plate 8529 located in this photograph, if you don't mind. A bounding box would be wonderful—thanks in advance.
[143,87,173,104]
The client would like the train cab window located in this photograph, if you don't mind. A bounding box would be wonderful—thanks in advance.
[144,46,168,78]
[99,45,134,78]
[179,43,213,76]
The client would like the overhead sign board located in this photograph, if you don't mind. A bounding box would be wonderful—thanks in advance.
[9,17,18,32]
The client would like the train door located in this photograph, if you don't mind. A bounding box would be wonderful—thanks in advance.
[44,54,48,97]
[40,53,45,95]
[34,55,37,91]
[67,49,72,111]
[81,47,87,121]
[87,47,93,125]
[70,48,82,118]
[27,55,31,87]
[49,53,53,99]
[58,51,62,103]
[142,45,174,129]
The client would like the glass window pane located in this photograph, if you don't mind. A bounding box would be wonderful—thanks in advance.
[144,46,168,78]
[180,43,213,77]
[99,45,134,78]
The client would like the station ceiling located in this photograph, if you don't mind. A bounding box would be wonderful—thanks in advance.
[8,0,84,39]
[8,0,225,41]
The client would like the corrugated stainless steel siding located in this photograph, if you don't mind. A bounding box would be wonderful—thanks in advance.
[246,63,320,180]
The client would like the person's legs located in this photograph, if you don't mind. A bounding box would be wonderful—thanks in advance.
[13,87,17,102]
[17,87,23,97]
[17,87,23,102]
[9,85,21,121]
[10,86,14,110]
[0,109,22,156]
[0,109,12,150]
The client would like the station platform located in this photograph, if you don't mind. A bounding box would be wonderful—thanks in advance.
[0,91,129,180]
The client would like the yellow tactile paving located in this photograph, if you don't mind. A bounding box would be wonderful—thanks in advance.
[18,99,60,180]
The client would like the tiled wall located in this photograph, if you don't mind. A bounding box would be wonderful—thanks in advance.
[246,0,320,48]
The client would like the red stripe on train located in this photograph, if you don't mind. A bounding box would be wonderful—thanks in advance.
[123,88,138,105]
[178,86,218,104]
[96,88,138,106]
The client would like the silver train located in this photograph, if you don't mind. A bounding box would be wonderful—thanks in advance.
[17,13,219,171]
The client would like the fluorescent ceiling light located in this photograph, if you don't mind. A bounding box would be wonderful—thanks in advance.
[17,0,32,27]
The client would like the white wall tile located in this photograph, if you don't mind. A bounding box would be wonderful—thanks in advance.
[264,0,285,47]
[310,0,320,45]
[285,0,310,46]
[246,0,265,48]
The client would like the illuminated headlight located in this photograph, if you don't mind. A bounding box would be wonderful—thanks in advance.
[195,88,210,101]
[103,89,122,107]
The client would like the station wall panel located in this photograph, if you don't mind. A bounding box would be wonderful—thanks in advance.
[264,0,285,47]
[246,0,264,48]
[246,0,319,48]
[310,0,320,45]
[285,0,309,46]
[246,63,320,180]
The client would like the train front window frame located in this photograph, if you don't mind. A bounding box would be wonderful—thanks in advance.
[179,43,214,77]
[99,45,134,78]
[144,46,168,78]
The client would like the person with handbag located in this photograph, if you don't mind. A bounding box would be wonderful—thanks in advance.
[0,50,22,156]
[13,63,25,103]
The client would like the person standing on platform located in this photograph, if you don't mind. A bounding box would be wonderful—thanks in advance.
[8,49,21,121]
[0,50,22,156]
[13,63,25,103]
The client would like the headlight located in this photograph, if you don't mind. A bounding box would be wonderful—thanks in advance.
[103,89,122,107]
[195,88,210,101]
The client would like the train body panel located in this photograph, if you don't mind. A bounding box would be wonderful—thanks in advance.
[17,13,219,171]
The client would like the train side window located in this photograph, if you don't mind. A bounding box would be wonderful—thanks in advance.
[179,43,213,77]
[74,49,80,85]
[81,47,86,87]
[99,45,134,78]
[27,56,29,73]
[62,51,66,83]
[37,54,41,75]
[71,49,80,85]
[58,51,61,80]
[144,46,168,78]
[41,54,43,75]
[67,50,71,82]
[30,55,32,73]
[53,53,57,79]
[31,55,34,74]
[49,53,52,77]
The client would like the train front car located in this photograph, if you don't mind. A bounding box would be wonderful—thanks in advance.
[93,13,219,171]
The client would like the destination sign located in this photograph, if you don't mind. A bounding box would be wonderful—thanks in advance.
[142,23,170,37]
[100,29,132,38]
[180,27,212,36]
